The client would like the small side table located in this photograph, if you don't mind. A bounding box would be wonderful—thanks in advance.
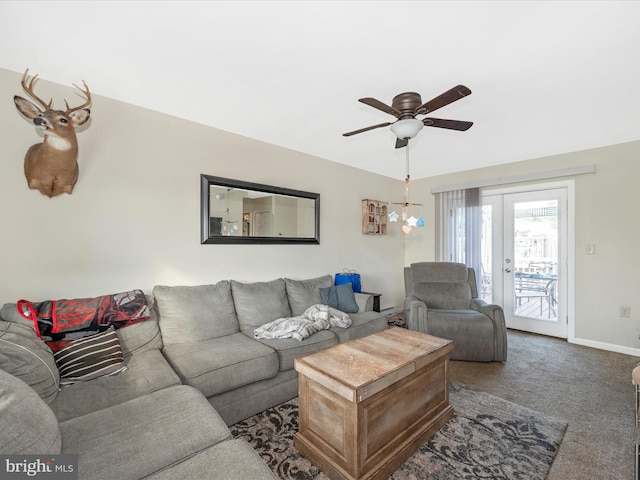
[360,291,381,312]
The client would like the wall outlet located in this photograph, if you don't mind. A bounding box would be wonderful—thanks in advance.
[620,306,631,318]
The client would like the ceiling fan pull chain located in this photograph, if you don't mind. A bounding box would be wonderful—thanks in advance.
[405,141,410,183]
[403,141,410,219]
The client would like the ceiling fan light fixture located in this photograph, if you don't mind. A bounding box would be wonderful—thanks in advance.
[390,118,423,140]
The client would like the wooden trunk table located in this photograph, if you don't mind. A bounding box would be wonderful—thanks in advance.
[293,327,454,480]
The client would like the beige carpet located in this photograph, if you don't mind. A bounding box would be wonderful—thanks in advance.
[449,329,638,480]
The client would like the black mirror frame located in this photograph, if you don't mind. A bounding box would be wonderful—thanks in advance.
[200,174,320,245]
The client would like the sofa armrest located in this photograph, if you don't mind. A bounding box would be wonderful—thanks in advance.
[404,296,428,333]
[470,298,505,325]
[354,292,373,312]
[470,298,508,361]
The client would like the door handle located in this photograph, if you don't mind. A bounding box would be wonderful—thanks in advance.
[505,268,511,273]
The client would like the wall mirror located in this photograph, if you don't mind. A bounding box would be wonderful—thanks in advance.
[201,174,320,244]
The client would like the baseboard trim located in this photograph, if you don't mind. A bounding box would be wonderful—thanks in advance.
[570,336,640,357]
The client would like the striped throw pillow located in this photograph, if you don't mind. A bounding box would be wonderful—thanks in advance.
[53,326,127,385]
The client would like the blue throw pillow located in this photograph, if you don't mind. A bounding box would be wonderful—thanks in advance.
[319,283,359,314]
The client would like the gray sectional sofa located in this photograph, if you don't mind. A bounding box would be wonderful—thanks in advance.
[0,274,387,479]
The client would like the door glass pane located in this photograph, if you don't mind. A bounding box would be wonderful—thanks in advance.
[480,204,493,303]
[513,200,558,320]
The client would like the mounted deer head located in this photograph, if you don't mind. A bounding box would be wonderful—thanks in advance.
[14,69,91,198]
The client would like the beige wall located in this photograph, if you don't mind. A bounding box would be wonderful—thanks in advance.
[0,68,405,310]
[2,66,638,354]
[405,141,640,354]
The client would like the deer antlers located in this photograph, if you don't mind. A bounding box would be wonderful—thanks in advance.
[20,70,51,110]
[65,80,91,114]
[20,68,91,114]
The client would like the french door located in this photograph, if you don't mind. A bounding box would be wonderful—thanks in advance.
[482,184,570,338]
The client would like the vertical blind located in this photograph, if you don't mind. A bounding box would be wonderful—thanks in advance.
[435,187,481,284]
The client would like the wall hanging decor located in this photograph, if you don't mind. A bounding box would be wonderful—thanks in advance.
[14,69,91,198]
[201,175,320,244]
[362,199,388,235]
[387,141,425,234]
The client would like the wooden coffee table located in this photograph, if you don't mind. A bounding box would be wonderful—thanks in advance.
[293,327,454,480]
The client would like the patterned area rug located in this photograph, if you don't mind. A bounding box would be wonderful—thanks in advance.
[230,383,568,480]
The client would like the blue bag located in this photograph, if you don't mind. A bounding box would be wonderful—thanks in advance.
[334,269,362,293]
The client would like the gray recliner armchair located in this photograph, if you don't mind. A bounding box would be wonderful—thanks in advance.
[404,262,507,362]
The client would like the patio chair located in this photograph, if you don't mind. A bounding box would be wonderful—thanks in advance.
[404,262,507,362]
[515,276,557,318]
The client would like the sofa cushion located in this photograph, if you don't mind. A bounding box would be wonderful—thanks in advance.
[59,385,231,480]
[330,311,388,343]
[425,309,496,361]
[0,319,60,404]
[0,368,62,454]
[0,302,34,327]
[154,282,239,344]
[319,283,359,313]
[251,329,337,371]
[211,369,298,426]
[413,282,472,310]
[410,262,470,283]
[162,332,279,398]
[51,348,182,422]
[231,279,291,330]
[117,312,163,356]
[54,326,127,386]
[409,262,473,309]
[284,275,333,316]
[144,439,276,479]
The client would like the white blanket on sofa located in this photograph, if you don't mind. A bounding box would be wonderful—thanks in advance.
[253,304,352,342]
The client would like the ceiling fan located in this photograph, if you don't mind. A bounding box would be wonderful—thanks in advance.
[343,85,473,148]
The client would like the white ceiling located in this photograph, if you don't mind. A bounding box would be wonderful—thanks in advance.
[2,1,639,180]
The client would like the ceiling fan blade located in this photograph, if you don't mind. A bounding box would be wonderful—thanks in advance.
[417,85,471,115]
[395,138,408,149]
[359,97,401,118]
[343,122,392,137]
[423,118,473,131]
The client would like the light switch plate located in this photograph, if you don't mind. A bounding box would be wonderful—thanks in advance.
[585,243,595,255]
